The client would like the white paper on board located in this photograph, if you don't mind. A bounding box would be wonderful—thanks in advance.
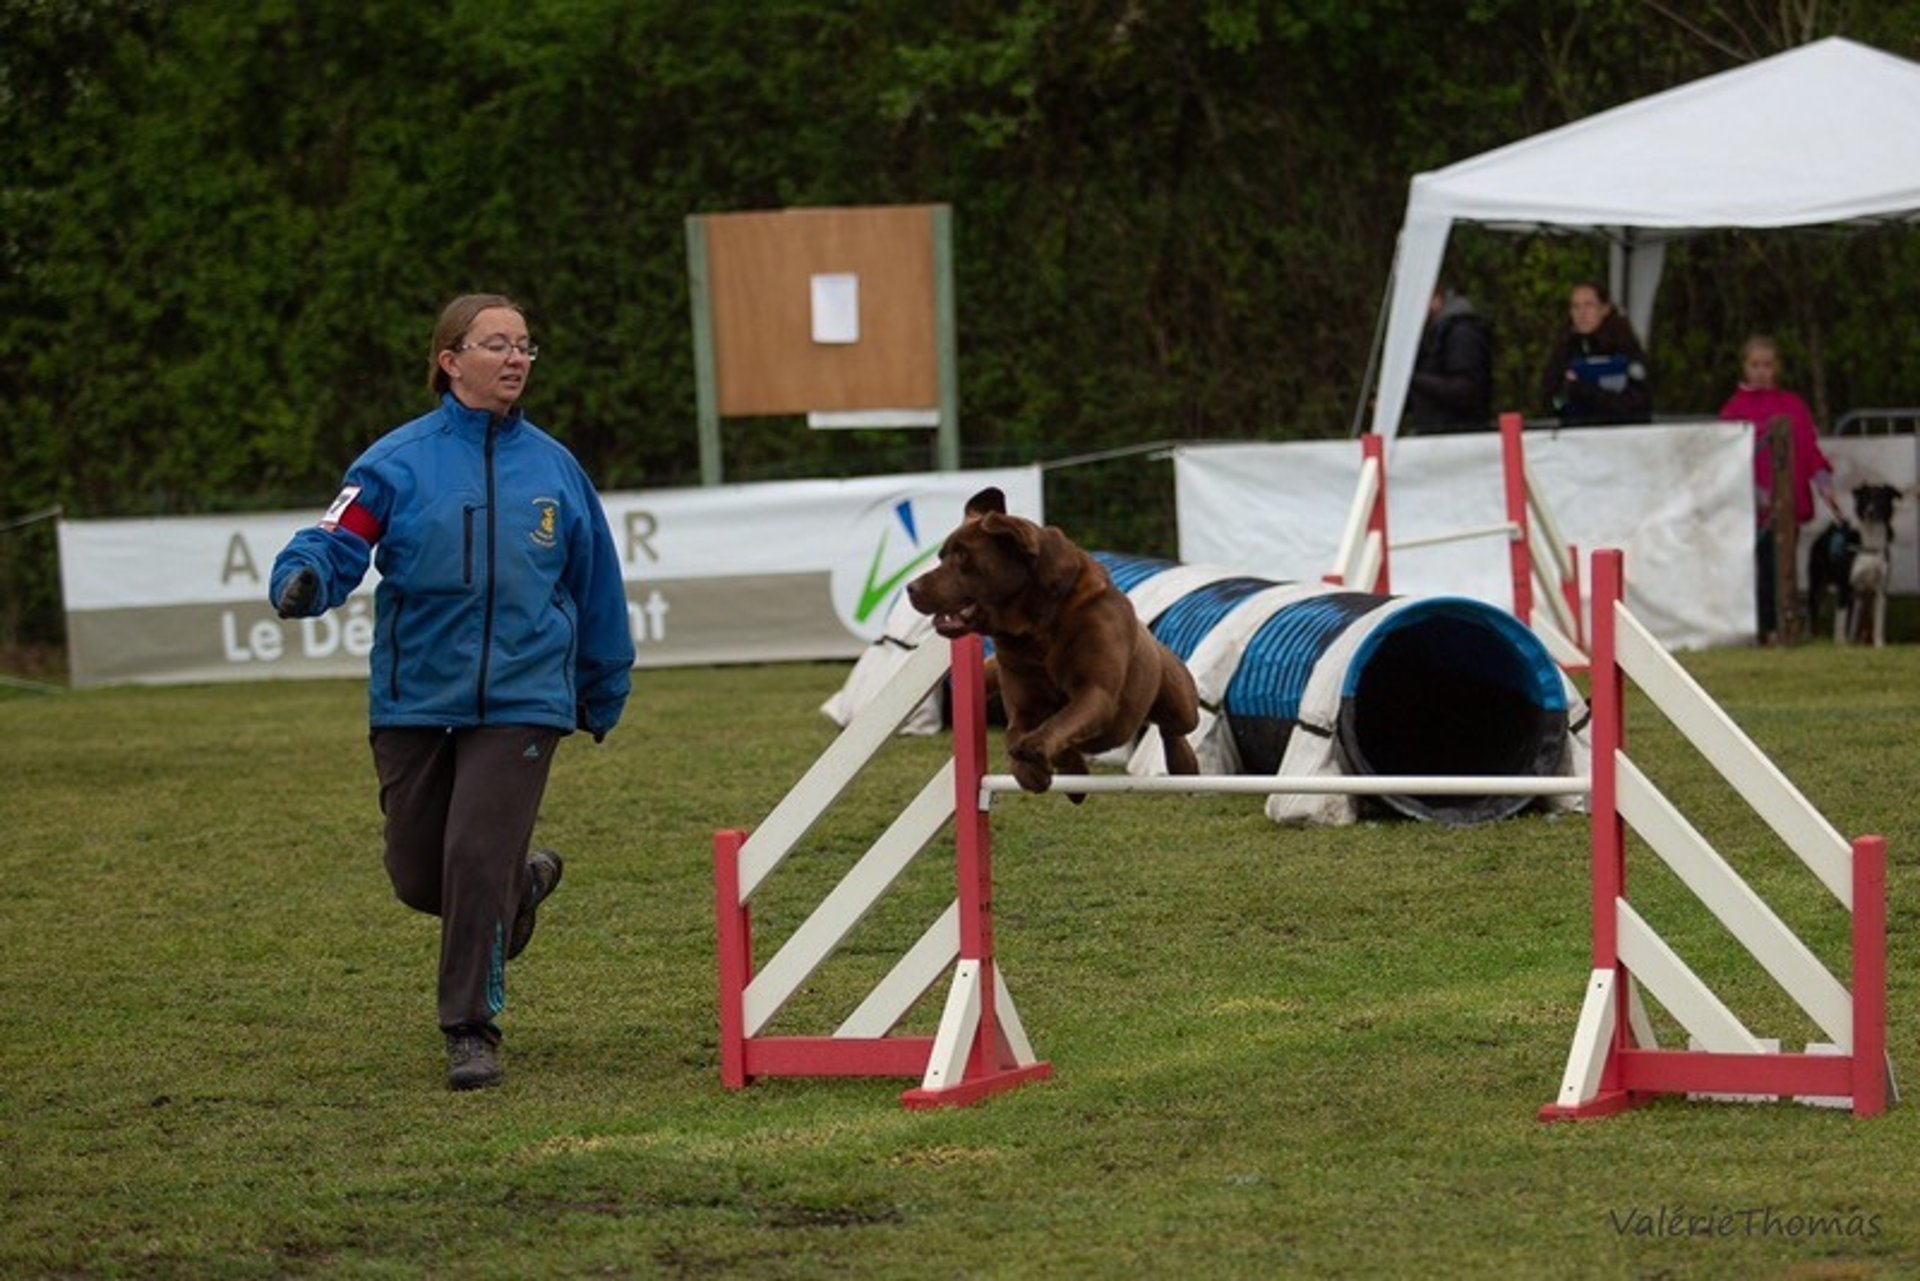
[810,273,860,344]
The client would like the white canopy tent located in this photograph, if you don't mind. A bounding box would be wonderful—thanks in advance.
[1370,37,1920,443]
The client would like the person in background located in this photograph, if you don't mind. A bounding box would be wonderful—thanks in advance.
[1538,280,1653,425]
[270,293,634,1091]
[1718,333,1841,644]
[1405,285,1496,434]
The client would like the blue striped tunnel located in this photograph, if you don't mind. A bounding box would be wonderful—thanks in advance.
[1094,553,1570,825]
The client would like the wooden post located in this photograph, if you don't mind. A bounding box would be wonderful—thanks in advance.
[686,216,724,486]
[932,206,960,472]
[1768,417,1800,644]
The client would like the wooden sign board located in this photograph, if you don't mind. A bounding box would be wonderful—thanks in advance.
[701,205,940,417]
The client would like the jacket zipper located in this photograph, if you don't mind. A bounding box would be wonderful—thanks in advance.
[463,506,475,584]
[475,424,498,721]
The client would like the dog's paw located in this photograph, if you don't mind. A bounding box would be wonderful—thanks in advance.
[1008,742,1053,794]
[1011,760,1054,794]
[1052,751,1090,805]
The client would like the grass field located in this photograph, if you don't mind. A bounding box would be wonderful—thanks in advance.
[4,643,1920,1278]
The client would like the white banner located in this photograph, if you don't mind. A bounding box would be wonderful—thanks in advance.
[57,467,1042,687]
[1174,423,1754,650]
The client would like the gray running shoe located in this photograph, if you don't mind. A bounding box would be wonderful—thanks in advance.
[447,1029,502,1091]
[508,849,564,960]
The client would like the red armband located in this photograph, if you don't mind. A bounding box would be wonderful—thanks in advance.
[318,485,384,544]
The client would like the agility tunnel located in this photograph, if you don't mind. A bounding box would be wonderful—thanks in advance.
[1096,552,1582,826]
[823,553,1587,827]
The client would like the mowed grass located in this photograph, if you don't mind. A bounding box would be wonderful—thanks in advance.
[4,643,1920,1279]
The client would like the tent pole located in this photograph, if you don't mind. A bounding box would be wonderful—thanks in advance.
[1349,270,1395,439]
[1608,233,1628,319]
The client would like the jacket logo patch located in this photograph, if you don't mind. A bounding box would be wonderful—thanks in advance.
[530,498,559,549]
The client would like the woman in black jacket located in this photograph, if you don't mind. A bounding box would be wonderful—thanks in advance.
[1539,280,1653,425]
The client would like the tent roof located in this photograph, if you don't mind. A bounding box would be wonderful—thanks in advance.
[1411,37,1920,231]
[1371,37,1920,445]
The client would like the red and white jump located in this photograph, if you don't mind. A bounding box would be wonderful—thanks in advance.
[713,548,1891,1117]
[714,637,1052,1109]
[1327,414,1587,671]
[1540,551,1888,1119]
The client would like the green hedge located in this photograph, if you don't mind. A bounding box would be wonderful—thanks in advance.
[6,2,1920,647]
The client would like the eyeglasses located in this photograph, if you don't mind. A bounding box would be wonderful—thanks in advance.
[457,338,540,361]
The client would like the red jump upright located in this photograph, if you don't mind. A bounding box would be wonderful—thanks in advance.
[714,633,1050,1110]
[1539,550,1889,1121]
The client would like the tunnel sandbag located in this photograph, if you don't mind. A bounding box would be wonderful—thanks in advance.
[820,591,943,733]
[1094,552,1245,627]
[1096,551,1178,595]
[1217,592,1395,773]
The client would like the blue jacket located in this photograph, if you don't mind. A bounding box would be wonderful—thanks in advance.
[270,394,634,736]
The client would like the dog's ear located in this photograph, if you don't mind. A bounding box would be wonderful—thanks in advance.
[978,510,1036,556]
[1032,524,1087,596]
[964,487,1007,518]
[983,514,1044,572]
[975,512,1084,596]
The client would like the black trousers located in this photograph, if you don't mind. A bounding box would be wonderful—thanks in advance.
[1756,528,1778,641]
[370,726,562,1036]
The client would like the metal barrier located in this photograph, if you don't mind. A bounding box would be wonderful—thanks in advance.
[1831,408,1920,436]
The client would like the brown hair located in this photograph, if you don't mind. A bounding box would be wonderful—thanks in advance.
[1570,278,1611,306]
[427,293,522,395]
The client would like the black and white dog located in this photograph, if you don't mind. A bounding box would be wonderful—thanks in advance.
[1809,484,1901,647]
[1847,484,1901,647]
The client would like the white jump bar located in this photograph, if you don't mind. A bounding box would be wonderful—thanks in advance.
[980,774,1591,797]
[1388,521,1521,553]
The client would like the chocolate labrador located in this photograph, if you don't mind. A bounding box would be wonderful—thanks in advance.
[906,487,1200,795]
